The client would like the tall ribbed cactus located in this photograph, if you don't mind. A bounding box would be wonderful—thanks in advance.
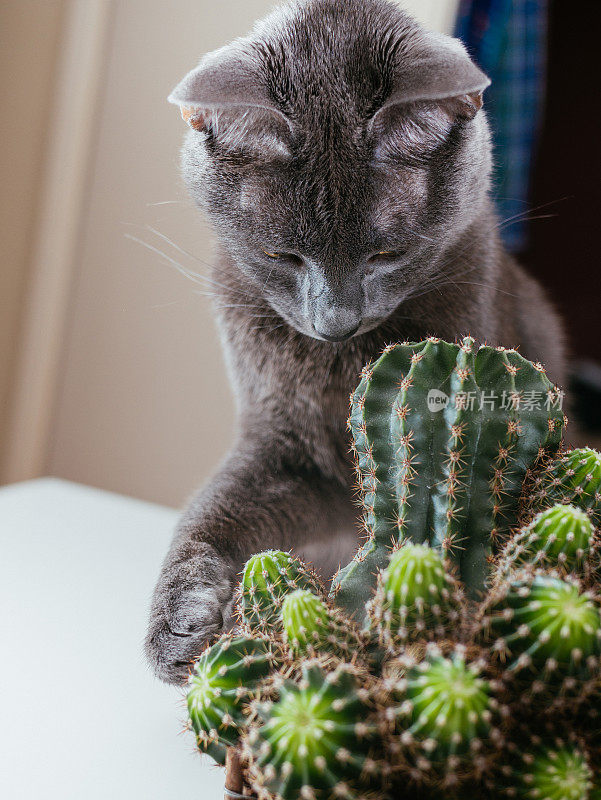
[333,336,565,616]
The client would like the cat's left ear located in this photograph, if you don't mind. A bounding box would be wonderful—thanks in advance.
[375,31,490,122]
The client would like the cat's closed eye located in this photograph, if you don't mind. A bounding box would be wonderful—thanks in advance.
[368,250,406,264]
[261,248,303,267]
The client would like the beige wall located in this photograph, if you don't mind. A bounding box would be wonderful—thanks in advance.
[2,0,458,508]
[0,0,66,461]
[47,0,280,507]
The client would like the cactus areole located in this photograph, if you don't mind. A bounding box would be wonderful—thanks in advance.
[333,336,565,618]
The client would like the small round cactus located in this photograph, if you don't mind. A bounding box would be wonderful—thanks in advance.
[244,662,381,800]
[281,589,364,661]
[187,635,277,765]
[367,543,463,648]
[528,447,601,526]
[480,573,601,689]
[497,504,595,579]
[503,742,594,799]
[239,550,323,633]
[388,648,502,786]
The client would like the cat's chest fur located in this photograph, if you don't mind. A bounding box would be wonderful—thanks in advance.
[220,293,427,481]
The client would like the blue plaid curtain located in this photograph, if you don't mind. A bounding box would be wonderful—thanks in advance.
[455,0,548,251]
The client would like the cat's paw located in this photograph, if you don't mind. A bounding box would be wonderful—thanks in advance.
[145,544,235,685]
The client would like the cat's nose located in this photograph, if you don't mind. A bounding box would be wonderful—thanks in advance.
[307,264,362,341]
[314,322,360,342]
[312,306,362,342]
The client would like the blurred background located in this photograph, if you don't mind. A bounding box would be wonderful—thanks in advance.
[1,0,599,509]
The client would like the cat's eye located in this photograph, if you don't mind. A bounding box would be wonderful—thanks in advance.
[261,248,303,266]
[369,250,403,262]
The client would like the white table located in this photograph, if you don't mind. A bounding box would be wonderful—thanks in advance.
[0,478,225,799]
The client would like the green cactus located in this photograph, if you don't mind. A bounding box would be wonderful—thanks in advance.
[503,742,594,800]
[179,341,601,795]
[496,504,595,579]
[239,550,323,633]
[244,662,382,800]
[281,589,364,661]
[480,572,601,688]
[527,447,601,525]
[367,542,463,648]
[187,634,278,765]
[388,647,502,785]
[333,336,564,618]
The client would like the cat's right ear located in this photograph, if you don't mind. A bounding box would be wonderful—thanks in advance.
[168,44,292,158]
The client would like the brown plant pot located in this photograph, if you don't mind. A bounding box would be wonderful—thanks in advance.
[224,747,257,799]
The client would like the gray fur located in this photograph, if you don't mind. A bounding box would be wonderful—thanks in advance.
[146,0,566,684]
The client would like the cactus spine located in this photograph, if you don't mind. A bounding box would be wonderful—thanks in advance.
[239,550,323,633]
[187,635,277,765]
[244,663,381,800]
[367,542,463,649]
[334,337,564,617]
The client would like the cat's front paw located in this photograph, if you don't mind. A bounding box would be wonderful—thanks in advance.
[145,544,235,685]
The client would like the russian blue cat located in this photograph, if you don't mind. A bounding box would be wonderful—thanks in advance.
[146,0,565,683]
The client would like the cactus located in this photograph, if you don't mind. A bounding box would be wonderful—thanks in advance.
[388,646,503,786]
[502,741,594,800]
[187,634,278,765]
[527,447,601,525]
[244,662,382,800]
[367,542,463,649]
[496,504,595,579]
[333,336,564,617]
[480,572,601,691]
[281,589,364,661]
[177,340,601,798]
[239,550,323,633]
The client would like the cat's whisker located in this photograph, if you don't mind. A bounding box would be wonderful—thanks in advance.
[493,196,570,232]
[144,224,265,291]
[246,320,288,335]
[125,232,255,301]
[497,212,557,230]
[192,292,269,311]
[146,200,187,206]
[452,280,519,298]
[404,225,437,245]
[216,307,279,320]
[125,234,208,284]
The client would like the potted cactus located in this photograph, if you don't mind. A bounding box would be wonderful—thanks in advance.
[182,338,601,799]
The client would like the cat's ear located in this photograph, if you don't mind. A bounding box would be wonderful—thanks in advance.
[168,44,291,158]
[374,32,490,123]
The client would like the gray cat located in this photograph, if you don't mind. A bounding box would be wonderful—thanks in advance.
[146,0,566,684]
